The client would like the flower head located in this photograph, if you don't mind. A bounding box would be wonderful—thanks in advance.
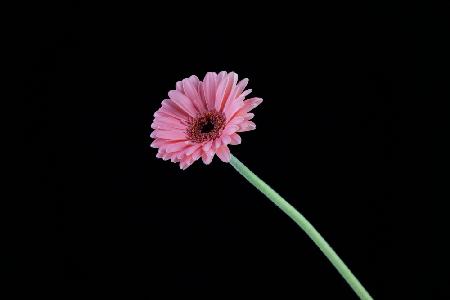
[150,71,263,169]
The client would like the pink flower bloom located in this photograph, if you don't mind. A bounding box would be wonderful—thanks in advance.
[150,71,263,169]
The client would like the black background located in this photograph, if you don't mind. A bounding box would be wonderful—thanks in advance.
[18,1,445,298]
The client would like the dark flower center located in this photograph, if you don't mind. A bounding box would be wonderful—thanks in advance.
[186,111,226,143]
[200,120,215,133]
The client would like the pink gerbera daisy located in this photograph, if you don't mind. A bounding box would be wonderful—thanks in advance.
[150,71,263,169]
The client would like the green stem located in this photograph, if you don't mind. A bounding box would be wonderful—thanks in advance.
[229,155,373,300]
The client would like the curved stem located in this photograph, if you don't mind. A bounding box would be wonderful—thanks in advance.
[229,155,373,300]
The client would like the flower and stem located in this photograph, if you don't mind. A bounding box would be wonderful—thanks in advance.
[150,72,373,300]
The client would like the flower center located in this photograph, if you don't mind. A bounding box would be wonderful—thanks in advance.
[200,120,215,134]
[186,111,226,143]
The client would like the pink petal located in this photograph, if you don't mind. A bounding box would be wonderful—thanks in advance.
[182,156,197,170]
[191,148,202,161]
[243,97,263,112]
[185,144,201,156]
[168,90,198,117]
[238,121,256,132]
[202,141,212,152]
[202,72,217,111]
[220,72,238,112]
[215,72,238,112]
[151,117,186,130]
[214,74,230,111]
[224,89,252,119]
[201,150,215,165]
[164,141,189,153]
[176,81,184,93]
[156,149,165,158]
[168,152,179,160]
[232,78,249,100]
[154,112,188,127]
[153,115,185,126]
[223,77,248,115]
[189,75,200,88]
[228,97,263,121]
[234,89,252,103]
[176,152,186,160]
[151,129,186,140]
[244,113,254,120]
[229,133,241,145]
[217,71,227,83]
[179,160,189,170]
[152,138,183,149]
[214,138,222,149]
[197,82,207,108]
[216,145,231,162]
[160,99,191,120]
[183,76,206,112]
[221,135,231,145]
[227,116,245,127]
[223,124,239,135]
[150,138,166,148]
[162,152,172,161]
